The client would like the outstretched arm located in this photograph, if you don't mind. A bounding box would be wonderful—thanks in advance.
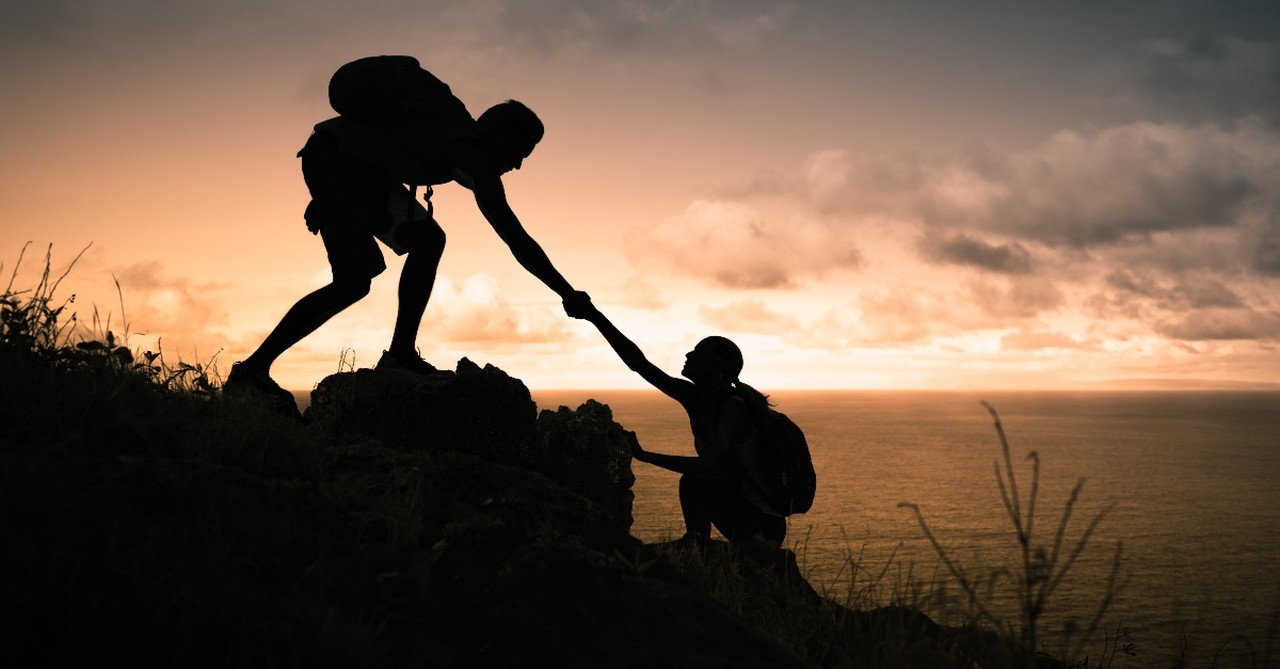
[634,448,707,475]
[626,433,708,475]
[472,177,583,300]
[578,303,691,401]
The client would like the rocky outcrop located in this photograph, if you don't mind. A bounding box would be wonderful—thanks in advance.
[307,357,634,529]
[530,399,637,529]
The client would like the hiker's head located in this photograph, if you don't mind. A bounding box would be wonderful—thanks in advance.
[478,100,544,173]
[682,336,744,385]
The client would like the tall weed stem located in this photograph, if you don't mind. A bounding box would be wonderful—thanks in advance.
[899,401,1127,664]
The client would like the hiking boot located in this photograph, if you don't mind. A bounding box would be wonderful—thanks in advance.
[224,362,301,418]
[375,350,454,378]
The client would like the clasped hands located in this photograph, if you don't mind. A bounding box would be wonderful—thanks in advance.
[561,290,600,321]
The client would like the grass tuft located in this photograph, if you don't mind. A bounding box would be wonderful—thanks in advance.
[899,401,1129,666]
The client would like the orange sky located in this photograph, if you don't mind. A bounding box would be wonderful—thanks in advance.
[3,1,1279,391]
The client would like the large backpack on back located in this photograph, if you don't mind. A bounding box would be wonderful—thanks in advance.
[319,55,476,213]
[327,55,472,124]
[752,405,817,516]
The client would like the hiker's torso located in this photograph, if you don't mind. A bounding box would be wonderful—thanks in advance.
[311,114,480,186]
[688,394,749,472]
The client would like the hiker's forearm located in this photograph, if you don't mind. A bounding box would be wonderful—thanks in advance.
[508,235,575,296]
[476,190,575,297]
[636,451,706,475]
[590,312,648,372]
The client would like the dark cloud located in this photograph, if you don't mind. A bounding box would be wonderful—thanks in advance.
[1084,268,1280,346]
[1155,308,1280,341]
[477,0,795,58]
[978,123,1264,248]
[1104,271,1246,311]
[1104,230,1248,276]
[965,276,1065,320]
[1255,238,1280,276]
[796,121,1275,254]
[1137,35,1280,124]
[1103,271,1158,298]
[918,234,1033,274]
[671,118,1279,354]
[1253,214,1280,276]
[0,0,316,59]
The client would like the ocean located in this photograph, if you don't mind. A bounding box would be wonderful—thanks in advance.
[532,389,1280,668]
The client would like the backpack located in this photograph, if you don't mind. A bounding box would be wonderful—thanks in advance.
[327,55,472,124]
[751,405,817,516]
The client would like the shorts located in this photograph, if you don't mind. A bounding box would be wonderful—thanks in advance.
[297,130,391,280]
[298,131,447,281]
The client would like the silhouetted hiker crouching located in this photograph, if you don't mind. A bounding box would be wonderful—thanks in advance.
[572,305,795,548]
[225,55,590,412]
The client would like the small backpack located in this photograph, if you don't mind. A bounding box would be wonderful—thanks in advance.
[752,405,817,516]
[327,55,472,124]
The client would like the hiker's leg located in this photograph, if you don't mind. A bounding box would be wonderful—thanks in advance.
[241,277,371,371]
[243,131,388,373]
[681,473,784,546]
[757,513,786,547]
[678,473,719,538]
[242,221,383,372]
[388,219,446,356]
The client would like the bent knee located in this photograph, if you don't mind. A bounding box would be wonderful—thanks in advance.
[678,473,713,498]
[332,276,373,301]
[398,224,446,255]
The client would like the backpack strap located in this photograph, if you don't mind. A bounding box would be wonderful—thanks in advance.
[405,185,435,222]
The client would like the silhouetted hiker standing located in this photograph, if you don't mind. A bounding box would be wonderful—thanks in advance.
[226,56,590,411]
[572,304,787,547]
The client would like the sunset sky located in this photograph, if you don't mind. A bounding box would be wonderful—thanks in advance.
[3,0,1279,391]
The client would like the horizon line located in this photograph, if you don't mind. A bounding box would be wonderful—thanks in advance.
[288,384,1280,394]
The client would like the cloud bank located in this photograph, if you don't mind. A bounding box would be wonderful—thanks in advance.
[633,115,1280,354]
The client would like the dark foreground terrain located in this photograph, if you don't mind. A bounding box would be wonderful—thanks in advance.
[1,347,1057,668]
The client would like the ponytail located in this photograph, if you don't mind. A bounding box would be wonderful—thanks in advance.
[730,379,772,416]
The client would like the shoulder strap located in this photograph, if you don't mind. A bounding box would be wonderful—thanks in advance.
[406,185,434,222]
